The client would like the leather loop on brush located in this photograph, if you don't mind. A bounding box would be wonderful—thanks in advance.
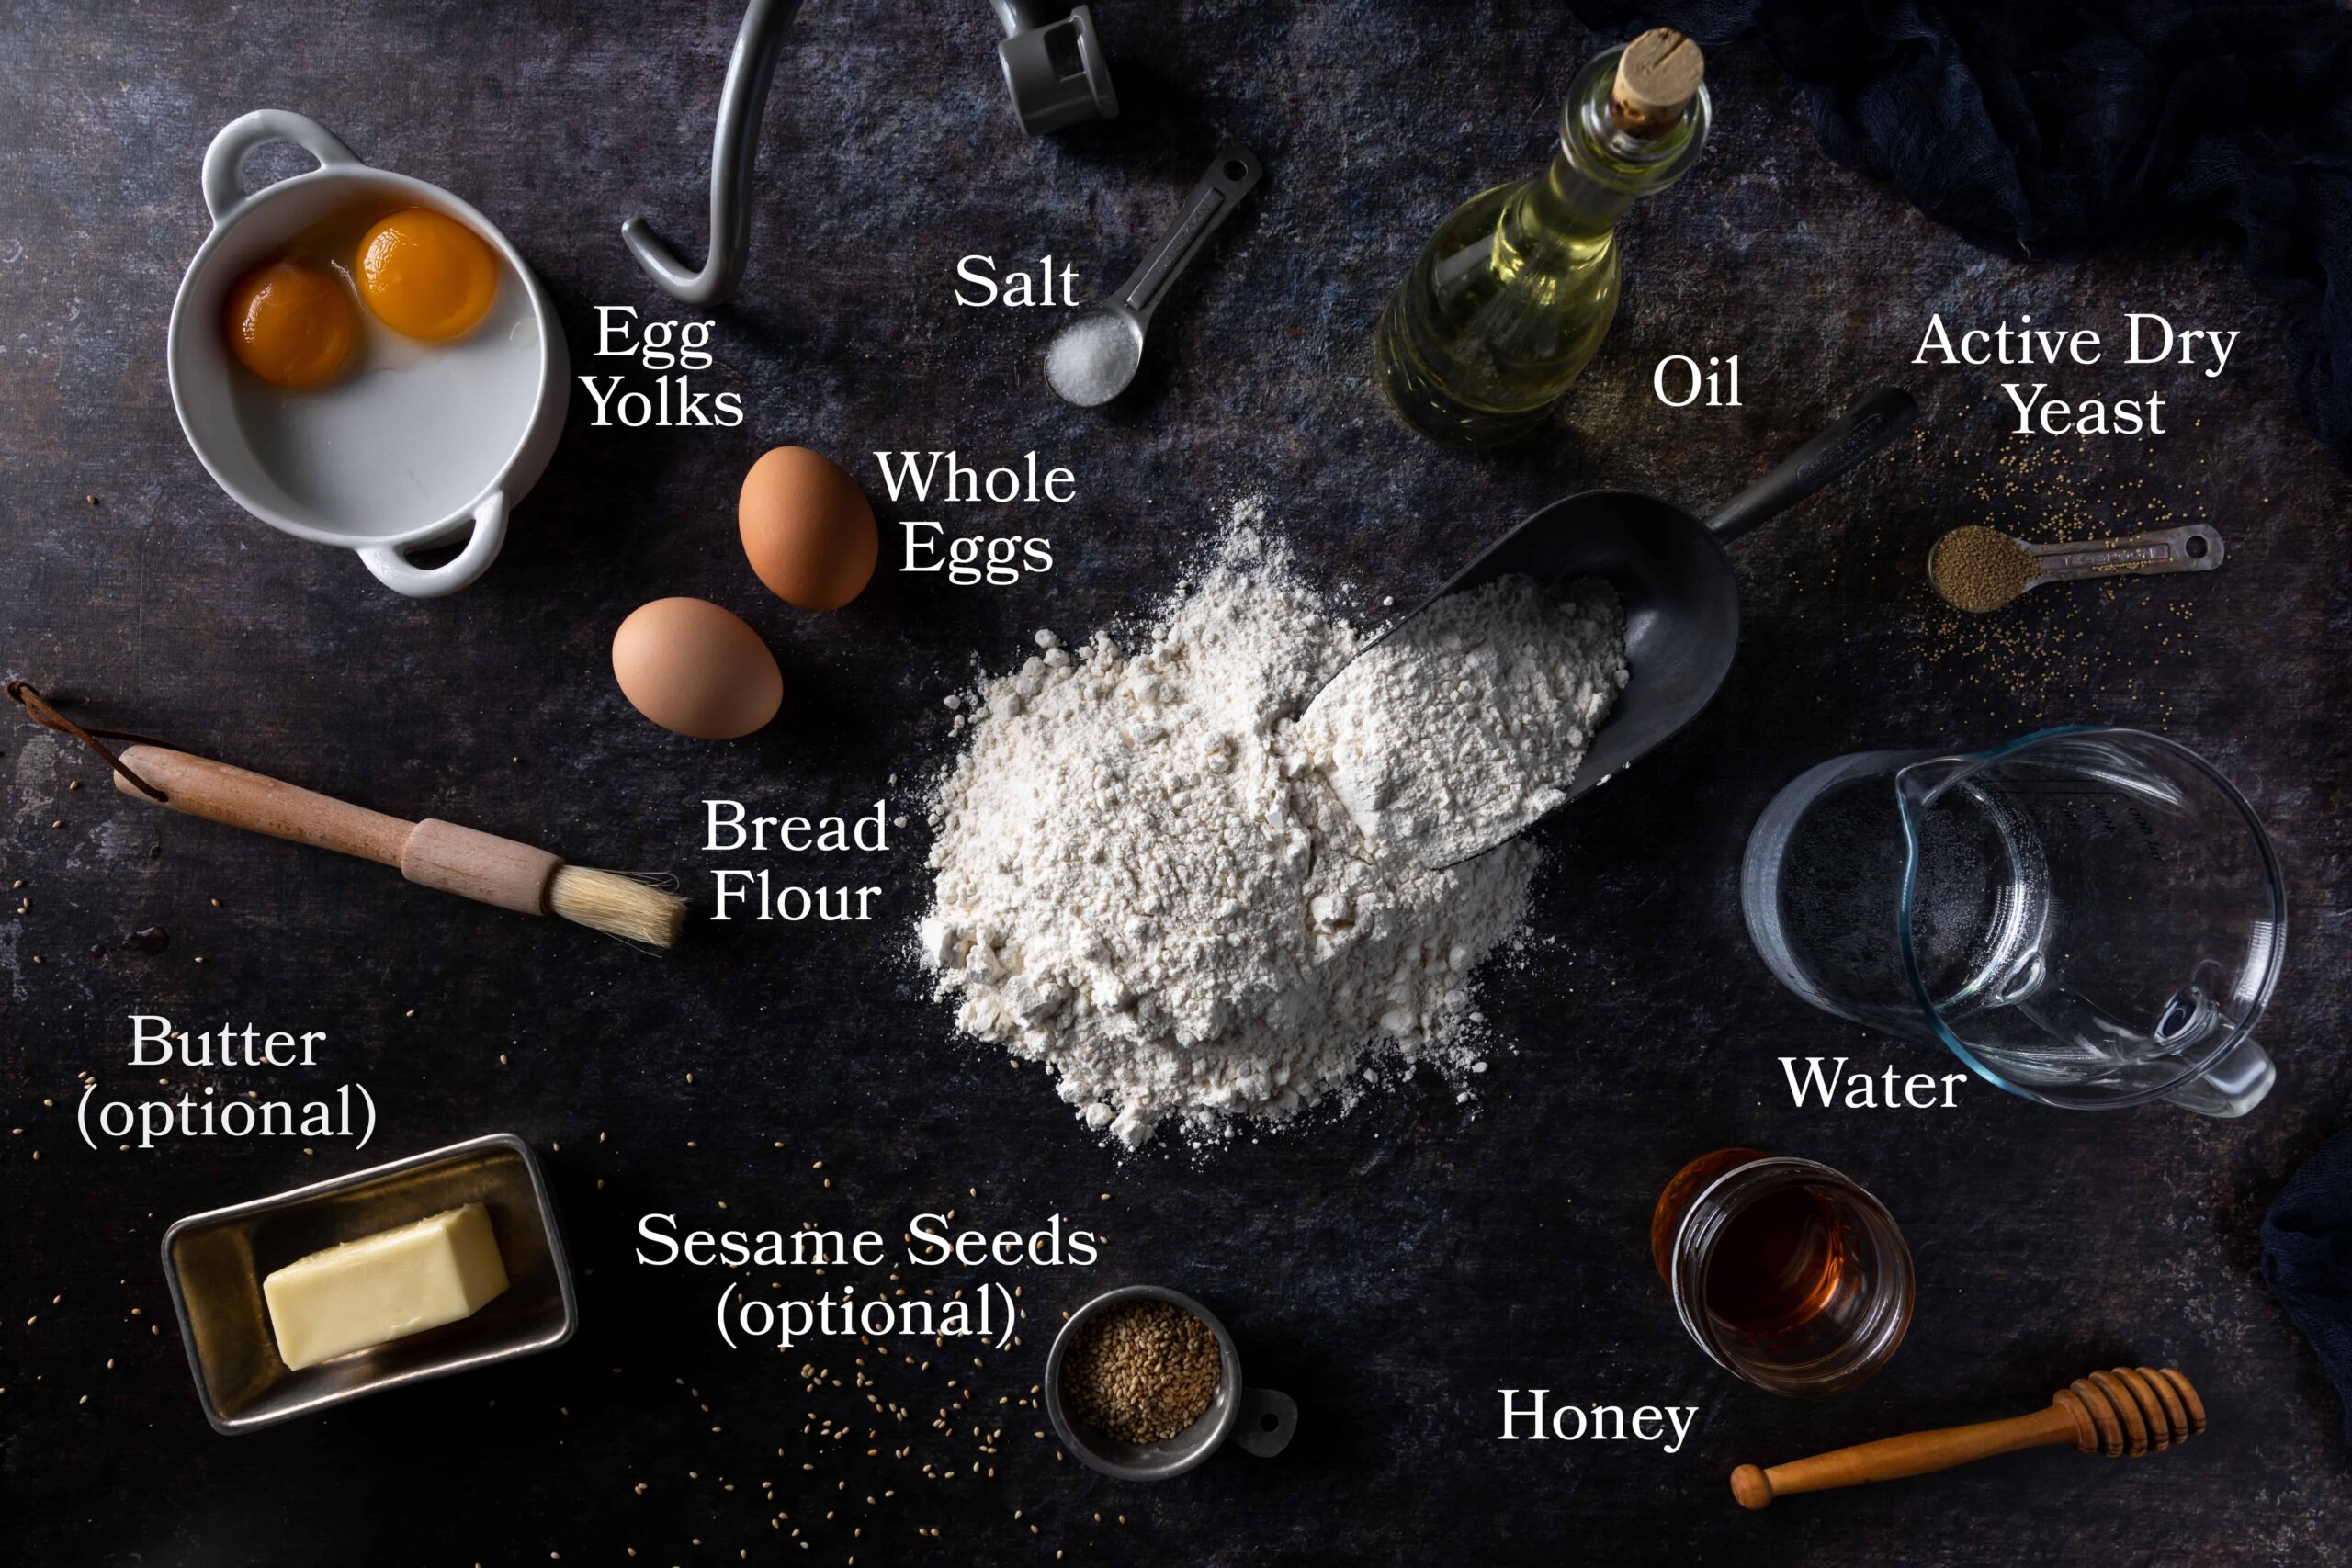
[5,680,174,802]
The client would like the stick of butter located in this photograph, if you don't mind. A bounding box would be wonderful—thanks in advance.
[264,1202,510,1370]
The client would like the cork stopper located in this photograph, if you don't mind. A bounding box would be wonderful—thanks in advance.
[1611,28,1704,137]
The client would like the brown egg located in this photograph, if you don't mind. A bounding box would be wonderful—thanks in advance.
[611,597,783,739]
[739,446,877,610]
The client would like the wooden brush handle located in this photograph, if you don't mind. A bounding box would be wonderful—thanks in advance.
[1732,1404,2077,1509]
[117,745,412,863]
[115,745,562,916]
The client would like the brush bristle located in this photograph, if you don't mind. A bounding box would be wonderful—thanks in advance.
[549,866,688,947]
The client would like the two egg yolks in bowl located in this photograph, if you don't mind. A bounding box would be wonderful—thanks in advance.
[223,209,499,389]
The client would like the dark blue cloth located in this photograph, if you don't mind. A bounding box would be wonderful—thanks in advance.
[2262,1130,2352,1441]
[1568,1,2352,475]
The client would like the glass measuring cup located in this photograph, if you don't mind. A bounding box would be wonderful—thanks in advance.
[1740,728,2283,1116]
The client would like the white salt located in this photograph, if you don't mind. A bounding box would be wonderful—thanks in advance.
[1046,310,1137,407]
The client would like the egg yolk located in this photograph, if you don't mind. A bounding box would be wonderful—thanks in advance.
[356,209,498,340]
[222,261,354,389]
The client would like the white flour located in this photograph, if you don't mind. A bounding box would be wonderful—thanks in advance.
[920,510,1541,1148]
[1299,576,1628,867]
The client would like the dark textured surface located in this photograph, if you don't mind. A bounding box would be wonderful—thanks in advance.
[1568,0,2352,475]
[4,2,2349,1563]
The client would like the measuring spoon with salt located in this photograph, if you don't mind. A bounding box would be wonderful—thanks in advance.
[1046,142,1263,408]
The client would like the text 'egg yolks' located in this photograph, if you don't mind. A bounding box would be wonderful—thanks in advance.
[223,261,355,389]
[357,209,498,341]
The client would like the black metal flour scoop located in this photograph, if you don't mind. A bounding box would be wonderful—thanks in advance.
[1317,388,1917,864]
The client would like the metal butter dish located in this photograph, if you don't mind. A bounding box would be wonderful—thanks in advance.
[161,1133,576,1434]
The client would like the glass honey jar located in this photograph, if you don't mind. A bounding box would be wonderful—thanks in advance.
[1651,1148,1914,1397]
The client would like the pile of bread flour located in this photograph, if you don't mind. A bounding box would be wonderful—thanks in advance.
[1298,575,1627,867]
[918,507,1623,1147]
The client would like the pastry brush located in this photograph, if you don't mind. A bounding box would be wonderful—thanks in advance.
[111,745,686,947]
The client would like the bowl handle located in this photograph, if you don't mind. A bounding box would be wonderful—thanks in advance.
[1230,1386,1297,1458]
[357,491,508,599]
[2160,1032,2276,1118]
[201,110,359,226]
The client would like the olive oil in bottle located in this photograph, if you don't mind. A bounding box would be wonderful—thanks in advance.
[1374,29,1711,448]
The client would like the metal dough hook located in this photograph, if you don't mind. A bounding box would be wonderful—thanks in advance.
[621,0,802,308]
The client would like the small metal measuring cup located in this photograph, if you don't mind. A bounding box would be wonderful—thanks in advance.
[1046,1285,1297,1479]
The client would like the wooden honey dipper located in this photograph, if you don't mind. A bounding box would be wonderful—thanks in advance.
[1731,1367,2206,1510]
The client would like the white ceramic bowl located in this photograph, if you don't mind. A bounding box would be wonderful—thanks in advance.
[169,110,569,597]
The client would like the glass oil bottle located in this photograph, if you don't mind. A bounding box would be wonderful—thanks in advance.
[1374,30,1711,448]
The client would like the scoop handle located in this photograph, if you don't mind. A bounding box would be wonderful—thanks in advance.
[1705,388,1917,544]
